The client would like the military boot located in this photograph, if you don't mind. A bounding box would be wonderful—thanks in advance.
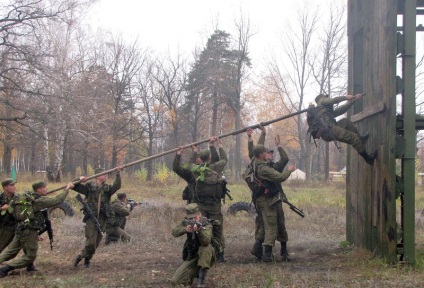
[217,251,226,263]
[262,246,273,263]
[84,259,90,269]
[197,268,208,288]
[26,263,38,272]
[280,242,291,262]
[360,132,369,144]
[73,255,83,268]
[0,265,14,278]
[359,150,378,165]
[251,240,263,261]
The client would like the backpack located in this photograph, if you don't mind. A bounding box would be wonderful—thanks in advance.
[306,105,341,151]
[242,160,266,201]
[307,104,323,139]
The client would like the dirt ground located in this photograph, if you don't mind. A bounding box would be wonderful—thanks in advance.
[1,197,424,288]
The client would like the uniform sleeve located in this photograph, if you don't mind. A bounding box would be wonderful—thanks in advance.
[112,201,130,216]
[173,154,193,183]
[33,189,69,212]
[72,183,89,196]
[109,172,122,195]
[258,130,266,145]
[333,101,354,117]
[248,140,254,159]
[319,96,346,107]
[210,146,219,164]
[258,165,292,183]
[210,147,227,174]
[197,222,213,246]
[274,147,289,172]
[172,221,188,237]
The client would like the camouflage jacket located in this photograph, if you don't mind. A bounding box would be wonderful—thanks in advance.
[316,96,354,126]
[255,158,292,198]
[0,192,19,229]
[107,199,130,229]
[191,147,227,200]
[73,172,121,219]
[172,216,212,257]
[12,189,69,232]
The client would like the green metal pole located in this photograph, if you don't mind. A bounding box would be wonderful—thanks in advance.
[402,0,416,264]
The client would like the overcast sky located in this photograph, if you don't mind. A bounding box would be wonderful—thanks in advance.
[87,0,334,68]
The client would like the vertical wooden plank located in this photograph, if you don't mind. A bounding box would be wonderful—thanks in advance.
[347,0,398,262]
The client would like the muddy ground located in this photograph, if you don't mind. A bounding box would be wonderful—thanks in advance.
[1,196,423,288]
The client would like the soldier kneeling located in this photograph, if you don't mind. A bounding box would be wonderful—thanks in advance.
[170,203,215,288]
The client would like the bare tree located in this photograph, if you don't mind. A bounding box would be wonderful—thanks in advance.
[310,3,347,179]
[267,4,318,180]
[226,12,253,179]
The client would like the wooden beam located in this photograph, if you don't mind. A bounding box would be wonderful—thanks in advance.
[351,102,386,123]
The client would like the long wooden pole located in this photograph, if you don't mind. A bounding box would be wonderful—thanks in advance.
[47,109,307,194]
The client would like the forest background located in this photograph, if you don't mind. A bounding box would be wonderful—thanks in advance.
[2,0,424,183]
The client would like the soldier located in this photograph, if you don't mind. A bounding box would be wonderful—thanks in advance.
[171,203,215,288]
[0,180,71,278]
[246,128,265,261]
[247,128,293,262]
[72,166,123,269]
[310,93,377,165]
[0,179,18,253]
[173,140,220,204]
[253,144,295,262]
[105,192,132,245]
[190,137,227,262]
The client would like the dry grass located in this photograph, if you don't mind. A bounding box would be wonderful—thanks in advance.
[0,175,423,287]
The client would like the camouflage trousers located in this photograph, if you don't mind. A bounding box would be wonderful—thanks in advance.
[0,228,38,269]
[0,226,15,253]
[255,194,288,243]
[197,201,225,254]
[105,227,131,244]
[80,216,107,261]
[170,244,215,286]
[255,195,279,247]
[325,118,365,154]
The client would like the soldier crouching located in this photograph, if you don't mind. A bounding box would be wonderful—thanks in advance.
[170,203,215,288]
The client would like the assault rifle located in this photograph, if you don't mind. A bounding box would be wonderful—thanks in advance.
[221,179,233,204]
[38,209,54,250]
[283,199,305,218]
[127,199,144,210]
[75,194,104,235]
[184,219,204,240]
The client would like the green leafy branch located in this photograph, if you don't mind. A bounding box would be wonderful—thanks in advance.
[191,164,209,182]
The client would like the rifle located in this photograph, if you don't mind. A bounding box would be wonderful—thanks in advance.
[283,199,305,218]
[75,194,104,235]
[221,179,233,204]
[47,109,308,194]
[38,209,53,250]
[127,199,144,210]
[184,219,204,240]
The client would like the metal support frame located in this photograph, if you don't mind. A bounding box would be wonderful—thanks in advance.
[399,0,417,264]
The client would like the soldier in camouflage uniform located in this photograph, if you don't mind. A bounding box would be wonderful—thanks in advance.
[247,128,293,262]
[173,140,220,204]
[0,180,70,278]
[72,166,123,268]
[105,192,132,245]
[312,93,377,165]
[190,137,227,262]
[171,203,215,288]
[253,144,295,262]
[0,179,18,253]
